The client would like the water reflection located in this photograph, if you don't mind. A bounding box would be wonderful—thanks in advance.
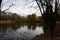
[27,23,36,30]
[0,23,43,40]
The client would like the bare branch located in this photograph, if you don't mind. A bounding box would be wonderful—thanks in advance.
[35,0,46,15]
[35,0,43,15]
[39,0,45,13]
[3,3,15,12]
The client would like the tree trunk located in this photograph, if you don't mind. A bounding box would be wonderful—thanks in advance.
[0,0,2,12]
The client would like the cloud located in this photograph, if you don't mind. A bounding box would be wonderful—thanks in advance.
[1,0,41,16]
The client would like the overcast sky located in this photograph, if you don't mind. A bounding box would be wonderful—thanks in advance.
[1,0,41,16]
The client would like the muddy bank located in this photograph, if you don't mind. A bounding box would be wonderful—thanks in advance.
[32,34,60,40]
[32,23,60,40]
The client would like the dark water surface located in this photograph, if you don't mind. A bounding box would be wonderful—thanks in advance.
[0,24,43,40]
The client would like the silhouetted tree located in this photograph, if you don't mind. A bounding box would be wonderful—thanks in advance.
[0,0,2,13]
[35,0,59,39]
[0,0,2,20]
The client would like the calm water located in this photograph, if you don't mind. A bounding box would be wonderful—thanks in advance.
[0,24,43,40]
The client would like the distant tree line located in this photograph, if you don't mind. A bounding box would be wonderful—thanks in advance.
[0,12,43,24]
[0,11,60,24]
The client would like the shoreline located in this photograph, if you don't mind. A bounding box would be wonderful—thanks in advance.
[0,20,15,24]
[32,23,60,40]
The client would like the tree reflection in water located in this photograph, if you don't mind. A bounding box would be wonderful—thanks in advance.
[28,23,42,30]
[0,23,43,40]
[27,23,37,30]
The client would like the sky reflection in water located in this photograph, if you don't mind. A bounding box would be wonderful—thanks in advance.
[0,25,43,40]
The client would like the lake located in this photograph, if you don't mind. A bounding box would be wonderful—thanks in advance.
[0,24,44,40]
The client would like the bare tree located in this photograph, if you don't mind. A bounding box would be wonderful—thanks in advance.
[0,0,2,12]
[35,0,59,39]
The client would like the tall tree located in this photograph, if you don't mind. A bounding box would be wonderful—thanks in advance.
[0,0,2,13]
[35,0,59,39]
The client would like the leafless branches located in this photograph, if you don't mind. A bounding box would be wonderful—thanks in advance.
[35,0,60,15]
[1,0,15,12]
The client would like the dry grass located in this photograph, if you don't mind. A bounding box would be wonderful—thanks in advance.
[0,20,15,24]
